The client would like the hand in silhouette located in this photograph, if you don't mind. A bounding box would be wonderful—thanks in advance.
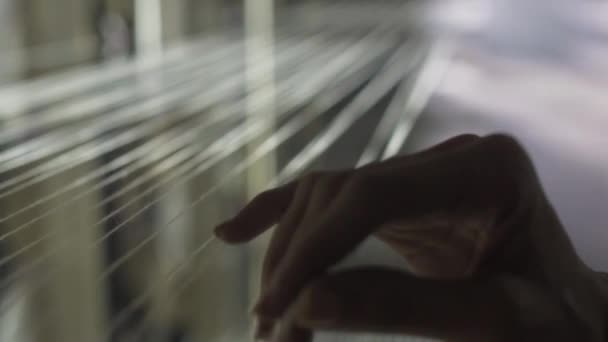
[216,134,607,341]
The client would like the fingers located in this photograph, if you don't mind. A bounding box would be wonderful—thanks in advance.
[255,177,316,340]
[288,267,518,341]
[217,133,538,341]
[214,181,296,243]
[261,177,317,283]
[253,134,534,323]
[257,173,347,340]
[254,176,378,319]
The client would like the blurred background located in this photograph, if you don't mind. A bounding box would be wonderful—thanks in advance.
[0,0,606,341]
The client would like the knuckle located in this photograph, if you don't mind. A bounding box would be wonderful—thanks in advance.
[480,134,543,217]
[482,134,528,164]
[481,134,535,183]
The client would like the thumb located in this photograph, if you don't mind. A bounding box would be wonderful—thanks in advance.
[289,267,518,341]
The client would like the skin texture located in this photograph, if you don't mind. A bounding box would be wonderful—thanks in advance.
[214,134,608,342]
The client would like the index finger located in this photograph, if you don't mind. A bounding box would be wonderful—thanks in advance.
[214,181,297,243]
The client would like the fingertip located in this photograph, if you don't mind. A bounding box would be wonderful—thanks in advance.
[213,220,247,244]
[213,222,228,239]
[213,221,231,239]
[216,182,298,245]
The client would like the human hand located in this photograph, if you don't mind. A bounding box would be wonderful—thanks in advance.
[215,134,607,341]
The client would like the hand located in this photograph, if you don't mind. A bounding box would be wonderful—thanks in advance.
[215,134,607,341]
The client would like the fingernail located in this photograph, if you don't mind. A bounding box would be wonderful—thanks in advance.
[295,286,340,325]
